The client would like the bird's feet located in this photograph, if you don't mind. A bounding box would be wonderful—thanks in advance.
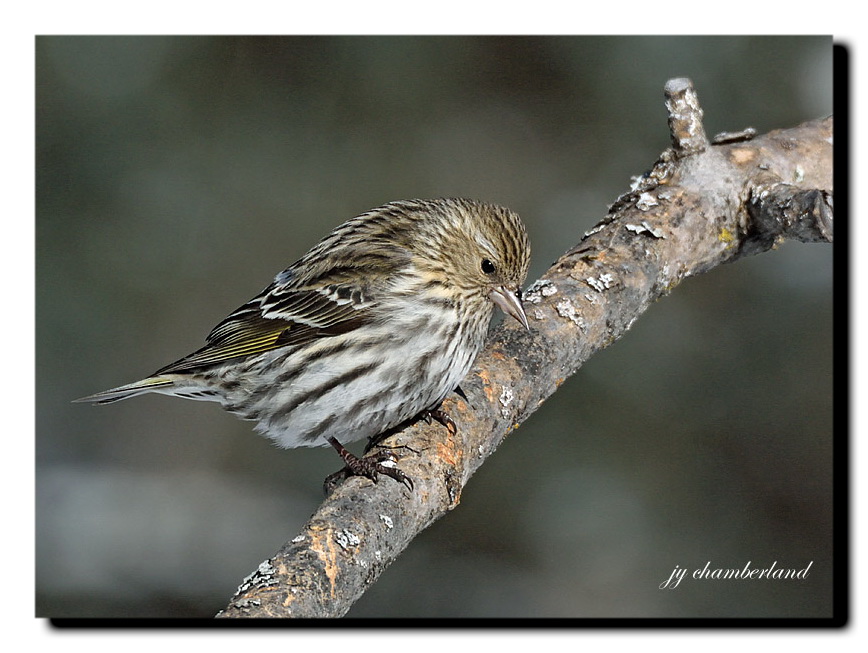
[323,402,460,494]
[422,407,458,436]
[324,436,414,493]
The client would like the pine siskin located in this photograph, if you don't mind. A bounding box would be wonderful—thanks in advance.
[76,198,531,489]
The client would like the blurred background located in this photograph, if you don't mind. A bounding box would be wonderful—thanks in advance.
[36,36,834,618]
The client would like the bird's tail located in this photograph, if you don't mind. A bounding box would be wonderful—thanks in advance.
[73,377,176,405]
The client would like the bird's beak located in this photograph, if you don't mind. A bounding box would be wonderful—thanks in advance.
[490,286,529,331]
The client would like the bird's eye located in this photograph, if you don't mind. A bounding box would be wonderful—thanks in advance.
[481,259,496,275]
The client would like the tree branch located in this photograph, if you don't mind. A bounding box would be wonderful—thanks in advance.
[216,78,833,618]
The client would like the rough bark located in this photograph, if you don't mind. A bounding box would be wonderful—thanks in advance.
[216,78,833,618]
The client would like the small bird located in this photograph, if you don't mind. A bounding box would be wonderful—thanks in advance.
[76,198,531,490]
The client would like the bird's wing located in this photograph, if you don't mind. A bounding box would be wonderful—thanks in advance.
[155,235,410,376]
[154,281,376,375]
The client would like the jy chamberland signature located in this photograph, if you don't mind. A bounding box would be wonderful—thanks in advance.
[659,561,814,589]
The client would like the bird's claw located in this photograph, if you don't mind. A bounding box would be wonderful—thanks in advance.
[324,447,414,494]
[424,407,458,436]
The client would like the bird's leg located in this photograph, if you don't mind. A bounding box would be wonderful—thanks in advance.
[418,385,467,433]
[324,436,414,493]
[324,396,462,493]
[364,388,464,455]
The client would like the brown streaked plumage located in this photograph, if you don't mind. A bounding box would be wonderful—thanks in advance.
[76,198,531,488]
